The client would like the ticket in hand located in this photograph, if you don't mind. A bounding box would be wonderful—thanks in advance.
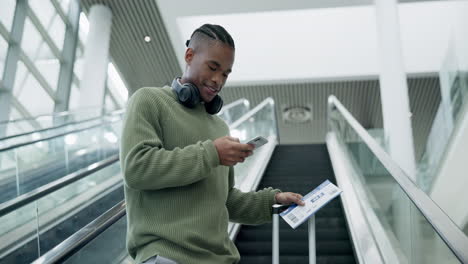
[280,180,342,229]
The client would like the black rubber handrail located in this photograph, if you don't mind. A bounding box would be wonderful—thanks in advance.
[31,200,126,264]
[0,109,124,142]
[0,117,122,152]
[0,154,119,217]
[0,106,106,125]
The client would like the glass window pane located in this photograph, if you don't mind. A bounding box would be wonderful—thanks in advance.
[13,61,54,115]
[0,0,16,32]
[74,46,84,80]
[36,58,60,91]
[28,0,66,49]
[104,94,116,112]
[0,35,8,79]
[58,0,71,15]
[48,15,66,50]
[69,83,80,110]
[21,18,60,90]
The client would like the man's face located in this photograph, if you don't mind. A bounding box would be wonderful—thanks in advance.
[183,41,234,103]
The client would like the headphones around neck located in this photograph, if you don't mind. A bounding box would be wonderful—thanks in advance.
[171,78,223,115]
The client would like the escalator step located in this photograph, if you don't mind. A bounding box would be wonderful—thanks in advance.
[236,240,354,256]
[239,255,356,264]
[235,144,356,263]
[236,228,350,242]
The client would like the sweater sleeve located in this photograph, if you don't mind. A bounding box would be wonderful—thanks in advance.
[226,166,281,225]
[120,89,220,190]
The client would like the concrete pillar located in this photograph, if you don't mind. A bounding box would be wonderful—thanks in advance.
[374,1,417,262]
[79,5,112,109]
[374,0,416,180]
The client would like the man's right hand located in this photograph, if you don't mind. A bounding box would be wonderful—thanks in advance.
[213,136,255,166]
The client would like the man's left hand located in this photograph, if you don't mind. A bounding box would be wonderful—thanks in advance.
[275,192,305,206]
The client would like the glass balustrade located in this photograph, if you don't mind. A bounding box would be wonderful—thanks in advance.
[329,104,462,264]
[230,98,278,184]
[0,162,123,263]
[0,118,122,204]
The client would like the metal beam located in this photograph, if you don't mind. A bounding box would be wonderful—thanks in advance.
[0,0,27,128]
[106,86,122,110]
[50,0,70,26]
[0,21,10,43]
[54,0,80,112]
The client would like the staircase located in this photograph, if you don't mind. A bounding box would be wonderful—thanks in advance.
[235,145,356,264]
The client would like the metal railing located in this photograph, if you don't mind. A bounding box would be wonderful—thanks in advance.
[31,200,126,264]
[327,95,468,263]
[29,97,279,263]
[0,116,122,152]
[0,154,119,217]
[0,109,124,142]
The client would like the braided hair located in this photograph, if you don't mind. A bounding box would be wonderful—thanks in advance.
[186,24,235,50]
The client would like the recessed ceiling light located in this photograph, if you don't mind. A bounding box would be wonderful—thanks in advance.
[144,36,151,42]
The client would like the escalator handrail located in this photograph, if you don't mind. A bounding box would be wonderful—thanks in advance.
[0,106,106,125]
[31,200,126,264]
[217,98,249,117]
[327,95,468,262]
[0,109,125,142]
[30,99,278,263]
[0,154,119,217]
[1,98,248,151]
[0,117,122,152]
[229,97,274,130]
[31,137,277,263]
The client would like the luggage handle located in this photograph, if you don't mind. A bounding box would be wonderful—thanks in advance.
[272,204,316,264]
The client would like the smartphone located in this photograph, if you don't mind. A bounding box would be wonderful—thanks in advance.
[246,136,268,149]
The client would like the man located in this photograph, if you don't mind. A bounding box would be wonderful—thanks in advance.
[120,24,304,264]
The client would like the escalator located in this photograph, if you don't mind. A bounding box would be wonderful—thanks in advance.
[17,95,468,264]
[0,107,111,141]
[0,117,122,204]
[0,156,123,263]
[0,99,252,264]
[235,145,356,264]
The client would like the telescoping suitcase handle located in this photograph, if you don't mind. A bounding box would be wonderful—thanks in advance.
[272,204,316,264]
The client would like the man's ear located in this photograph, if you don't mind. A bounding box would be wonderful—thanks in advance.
[185,48,194,65]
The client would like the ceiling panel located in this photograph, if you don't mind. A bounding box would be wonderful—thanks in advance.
[80,0,182,93]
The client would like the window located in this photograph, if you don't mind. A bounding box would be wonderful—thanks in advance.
[28,0,66,50]
[57,0,71,16]
[69,83,80,110]
[13,60,54,115]
[21,18,60,90]
[0,36,8,79]
[0,0,16,32]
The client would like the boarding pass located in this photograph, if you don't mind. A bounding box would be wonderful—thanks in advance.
[280,180,342,229]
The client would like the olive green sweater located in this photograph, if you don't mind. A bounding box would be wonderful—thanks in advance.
[120,86,279,264]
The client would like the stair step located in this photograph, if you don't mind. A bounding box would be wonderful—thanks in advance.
[236,228,350,241]
[239,255,356,264]
[242,217,347,231]
[237,240,354,256]
[236,145,356,264]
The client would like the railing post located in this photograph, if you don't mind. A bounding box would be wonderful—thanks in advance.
[308,215,316,264]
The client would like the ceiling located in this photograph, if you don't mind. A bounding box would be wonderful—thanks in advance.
[79,0,442,157]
